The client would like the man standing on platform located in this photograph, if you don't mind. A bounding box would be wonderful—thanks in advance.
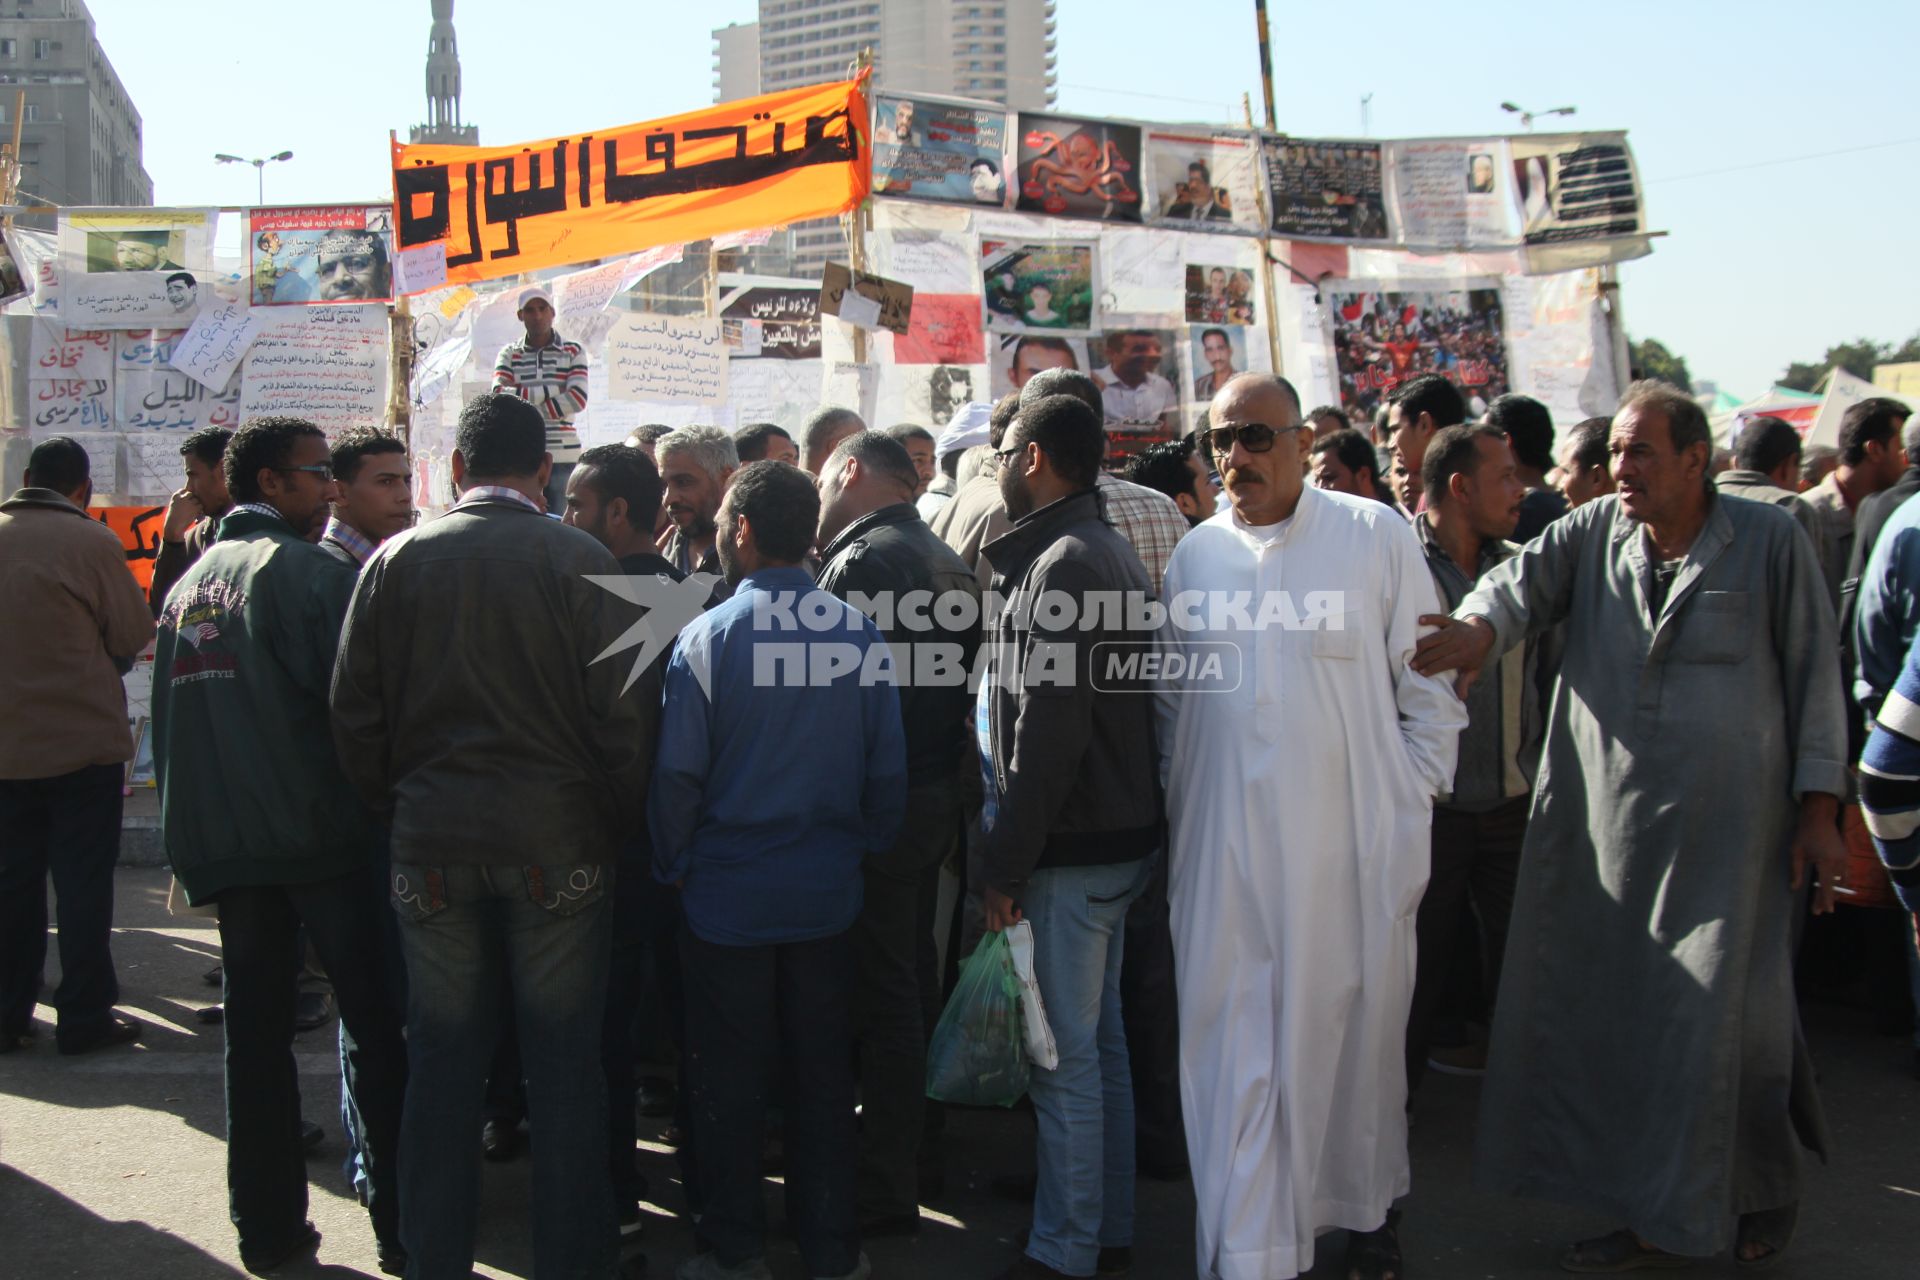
[492,286,587,516]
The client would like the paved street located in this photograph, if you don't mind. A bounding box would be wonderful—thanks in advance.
[1,867,1916,1278]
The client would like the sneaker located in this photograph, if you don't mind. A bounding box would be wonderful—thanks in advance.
[815,1253,871,1280]
[675,1253,773,1280]
[239,1221,321,1275]
[620,1201,646,1238]
[56,1014,142,1056]
[1426,1041,1488,1076]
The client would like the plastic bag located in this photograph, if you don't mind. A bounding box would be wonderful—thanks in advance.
[925,929,1030,1106]
[1004,921,1059,1071]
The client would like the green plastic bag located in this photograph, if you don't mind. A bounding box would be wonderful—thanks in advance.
[925,930,1030,1106]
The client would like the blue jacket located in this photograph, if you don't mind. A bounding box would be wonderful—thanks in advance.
[648,566,907,946]
[1858,627,1920,914]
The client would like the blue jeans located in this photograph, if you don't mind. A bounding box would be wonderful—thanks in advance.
[1021,859,1147,1277]
[391,862,617,1280]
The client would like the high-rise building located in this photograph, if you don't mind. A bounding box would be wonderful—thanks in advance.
[412,0,479,146]
[713,0,1058,275]
[0,0,151,211]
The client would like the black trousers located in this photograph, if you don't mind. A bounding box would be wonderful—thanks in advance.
[1406,796,1527,1089]
[0,764,125,1044]
[217,873,408,1254]
[1120,852,1185,1172]
[681,925,859,1277]
[852,780,959,1217]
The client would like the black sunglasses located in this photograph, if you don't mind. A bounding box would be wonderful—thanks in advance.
[1206,423,1303,456]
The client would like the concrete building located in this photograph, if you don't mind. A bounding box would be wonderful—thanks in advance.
[0,0,150,211]
[411,0,479,145]
[713,0,1058,275]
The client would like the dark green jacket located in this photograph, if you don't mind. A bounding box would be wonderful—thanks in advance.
[152,508,369,905]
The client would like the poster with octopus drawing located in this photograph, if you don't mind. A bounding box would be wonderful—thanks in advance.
[1014,114,1144,223]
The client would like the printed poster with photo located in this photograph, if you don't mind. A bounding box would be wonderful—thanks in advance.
[1261,138,1391,242]
[898,364,988,429]
[0,230,31,306]
[1385,139,1514,249]
[981,239,1097,336]
[59,208,215,329]
[988,332,1090,402]
[1188,324,1250,403]
[1510,132,1645,247]
[1327,284,1508,420]
[1145,129,1262,233]
[1183,264,1258,326]
[1014,113,1144,223]
[248,205,395,305]
[872,95,1010,209]
[1091,328,1182,447]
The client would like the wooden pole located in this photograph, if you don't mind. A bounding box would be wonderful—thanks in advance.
[1242,95,1284,378]
[386,132,413,443]
[1252,0,1277,132]
[844,46,875,368]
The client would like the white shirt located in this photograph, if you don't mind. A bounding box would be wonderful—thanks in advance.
[1097,370,1178,427]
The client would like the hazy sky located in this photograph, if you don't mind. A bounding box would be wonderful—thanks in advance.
[84,0,1919,398]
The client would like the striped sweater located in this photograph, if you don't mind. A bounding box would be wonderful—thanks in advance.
[1857,629,1920,913]
[492,333,588,462]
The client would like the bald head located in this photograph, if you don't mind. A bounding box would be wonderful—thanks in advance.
[1210,373,1303,426]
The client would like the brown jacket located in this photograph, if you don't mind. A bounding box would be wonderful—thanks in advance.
[0,489,156,779]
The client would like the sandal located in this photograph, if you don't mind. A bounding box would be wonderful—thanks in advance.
[1735,1203,1798,1271]
[1560,1230,1694,1273]
[1345,1208,1403,1280]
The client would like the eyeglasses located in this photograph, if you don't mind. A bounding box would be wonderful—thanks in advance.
[1205,423,1304,456]
[276,464,334,480]
[993,445,1027,470]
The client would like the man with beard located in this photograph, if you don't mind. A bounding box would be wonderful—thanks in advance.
[657,425,739,598]
[1153,373,1463,1280]
[1413,381,1846,1270]
[652,461,904,1280]
[314,229,392,302]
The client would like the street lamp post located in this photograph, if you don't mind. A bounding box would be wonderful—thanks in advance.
[1499,102,1576,131]
[213,150,293,204]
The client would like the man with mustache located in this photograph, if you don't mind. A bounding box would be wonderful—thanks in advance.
[657,425,739,600]
[1405,425,1539,1091]
[1413,382,1847,1271]
[1154,373,1465,1280]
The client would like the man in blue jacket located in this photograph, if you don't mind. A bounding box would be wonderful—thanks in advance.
[652,460,906,1280]
[152,417,407,1276]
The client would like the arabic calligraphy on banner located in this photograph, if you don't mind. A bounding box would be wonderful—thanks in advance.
[390,77,871,287]
[93,506,166,589]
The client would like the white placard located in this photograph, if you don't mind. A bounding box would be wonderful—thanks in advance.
[837,290,883,330]
[241,305,389,436]
[26,377,114,437]
[604,314,727,405]
[169,302,263,392]
[393,242,447,295]
[30,322,113,380]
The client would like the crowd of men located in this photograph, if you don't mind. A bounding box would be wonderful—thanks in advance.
[2,343,1916,1280]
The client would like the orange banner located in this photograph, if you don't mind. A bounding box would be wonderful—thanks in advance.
[390,77,871,288]
[94,504,166,590]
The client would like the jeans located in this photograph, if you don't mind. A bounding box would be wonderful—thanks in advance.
[1021,860,1147,1277]
[217,873,408,1256]
[1406,797,1526,1089]
[339,836,406,1203]
[602,849,655,1204]
[0,764,124,1044]
[853,779,959,1218]
[681,925,859,1277]
[392,862,617,1280]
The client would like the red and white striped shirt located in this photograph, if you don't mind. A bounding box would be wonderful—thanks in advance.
[492,332,588,463]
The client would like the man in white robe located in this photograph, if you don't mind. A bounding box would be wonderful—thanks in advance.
[1154,374,1466,1280]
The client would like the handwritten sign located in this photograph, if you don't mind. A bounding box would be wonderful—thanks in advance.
[27,377,113,437]
[392,242,447,296]
[126,434,186,501]
[604,314,726,405]
[821,361,880,424]
[30,322,113,379]
[93,505,167,589]
[391,77,870,286]
[730,359,823,428]
[169,303,264,392]
[241,305,389,436]
[820,262,911,336]
[115,367,242,434]
[65,432,122,497]
[552,245,685,320]
[876,231,977,293]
